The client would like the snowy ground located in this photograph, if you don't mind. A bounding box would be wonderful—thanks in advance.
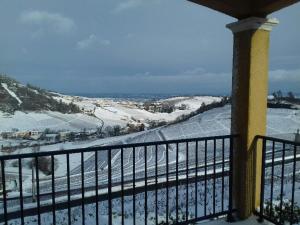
[0,96,221,132]
[0,111,103,132]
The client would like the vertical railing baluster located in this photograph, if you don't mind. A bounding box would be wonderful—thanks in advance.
[259,138,267,222]
[204,140,207,217]
[185,142,189,222]
[269,141,275,217]
[227,137,234,222]
[67,153,71,225]
[133,147,136,225]
[221,138,225,212]
[166,144,169,224]
[18,158,24,225]
[35,156,41,225]
[51,155,56,225]
[155,145,158,225]
[144,146,148,225]
[176,143,179,224]
[195,141,198,219]
[213,139,216,214]
[108,149,112,225]
[279,142,286,224]
[95,151,99,225]
[121,148,124,225]
[1,160,7,225]
[290,144,297,225]
[81,152,85,225]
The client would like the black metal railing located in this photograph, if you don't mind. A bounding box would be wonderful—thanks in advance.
[257,135,300,225]
[0,135,237,225]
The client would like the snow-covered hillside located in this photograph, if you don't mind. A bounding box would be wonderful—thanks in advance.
[0,75,81,114]
[0,94,222,132]
[1,83,22,105]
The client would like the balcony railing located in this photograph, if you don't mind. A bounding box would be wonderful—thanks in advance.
[257,136,300,225]
[0,135,236,225]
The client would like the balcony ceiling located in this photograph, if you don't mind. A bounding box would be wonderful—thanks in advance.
[188,0,300,19]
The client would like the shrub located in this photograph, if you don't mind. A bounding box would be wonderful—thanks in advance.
[264,199,300,224]
[28,157,58,175]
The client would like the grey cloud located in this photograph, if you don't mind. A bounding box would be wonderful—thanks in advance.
[269,69,300,82]
[269,69,300,92]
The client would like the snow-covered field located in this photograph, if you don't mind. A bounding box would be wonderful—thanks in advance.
[0,111,103,132]
[0,95,221,132]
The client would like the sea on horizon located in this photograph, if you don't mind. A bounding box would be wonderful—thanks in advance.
[64,92,227,102]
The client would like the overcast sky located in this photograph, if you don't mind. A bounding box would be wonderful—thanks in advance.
[0,0,299,95]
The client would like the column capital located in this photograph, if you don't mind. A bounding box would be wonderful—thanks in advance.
[226,17,279,33]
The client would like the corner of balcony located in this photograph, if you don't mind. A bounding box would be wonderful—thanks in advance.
[198,216,274,225]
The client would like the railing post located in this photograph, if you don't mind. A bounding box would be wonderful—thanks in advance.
[1,160,8,225]
[227,136,235,222]
[258,138,267,223]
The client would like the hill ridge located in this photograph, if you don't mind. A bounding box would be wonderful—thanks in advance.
[0,74,80,114]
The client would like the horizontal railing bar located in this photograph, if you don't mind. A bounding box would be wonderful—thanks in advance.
[0,171,230,222]
[176,210,237,225]
[1,164,230,201]
[256,135,300,146]
[0,134,238,160]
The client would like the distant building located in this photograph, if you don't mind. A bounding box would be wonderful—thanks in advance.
[45,134,60,142]
[15,131,31,139]
[59,131,71,141]
[1,132,14,139]
[29,131,43,140]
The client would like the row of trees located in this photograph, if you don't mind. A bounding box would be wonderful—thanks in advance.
[170,97,230,125]
[269,90,299,109]
[272,90,299,103]
[103,123,145,137]
[143,101,176,113]
[147,97,230,129]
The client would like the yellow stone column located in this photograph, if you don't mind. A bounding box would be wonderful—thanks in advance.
[226,17,278,219]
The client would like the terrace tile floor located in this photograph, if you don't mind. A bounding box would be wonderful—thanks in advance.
[198,216,274,225]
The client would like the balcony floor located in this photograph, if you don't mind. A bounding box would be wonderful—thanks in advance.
[198,216,274,225]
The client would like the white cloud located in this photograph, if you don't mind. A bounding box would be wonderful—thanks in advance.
[76,34,111,50]
[20,10,75,34]
[113,0,161,13]
[113,0,142,13]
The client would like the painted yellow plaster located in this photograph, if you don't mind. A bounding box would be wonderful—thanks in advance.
[230,29,271,219]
